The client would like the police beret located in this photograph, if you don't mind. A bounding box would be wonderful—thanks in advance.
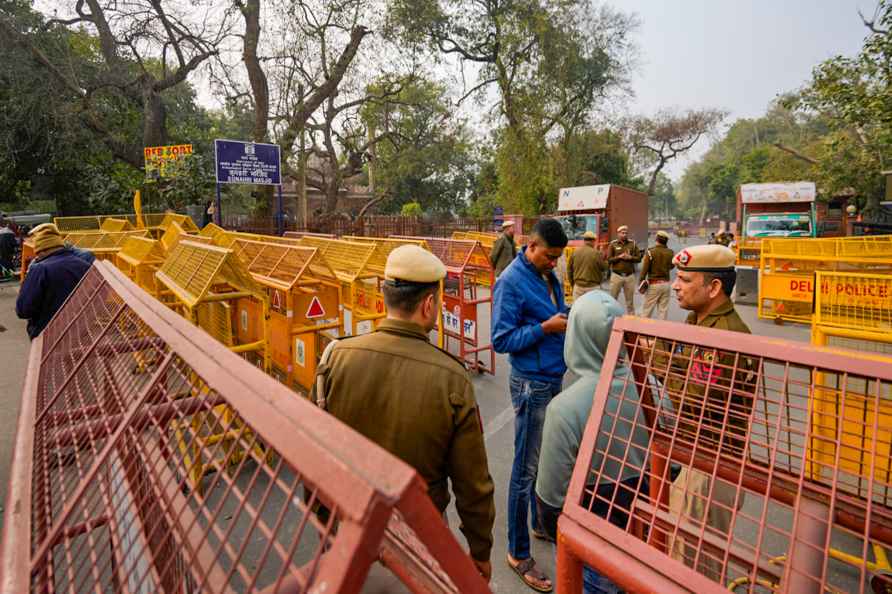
[673,244,736,271]
[385,244,446,283]
[583,231,596,240]
[656,230,670,240]
[616,225,628,232]
[501,220,515,228]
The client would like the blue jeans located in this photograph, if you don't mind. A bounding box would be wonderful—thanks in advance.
[507,372,562,559]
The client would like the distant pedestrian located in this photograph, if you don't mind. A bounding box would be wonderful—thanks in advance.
[16,225,92,339]
[606,225,641,314]
[639,230,675,319]
[490,220,517,278]
[203,199,215,228]
[0,221,16,277]
[492,218,569,593]
[567,230,606,300]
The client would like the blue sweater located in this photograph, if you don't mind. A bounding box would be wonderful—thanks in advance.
[492,247,567,384]
[16,248,92,339]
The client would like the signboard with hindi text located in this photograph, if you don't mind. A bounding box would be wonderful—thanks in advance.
[214,139,281,185]
[144,144,193,179]
[740,182,816,204]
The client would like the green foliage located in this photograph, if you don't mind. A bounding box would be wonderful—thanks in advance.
[400,201,423,216]
[495,127,554,215]
[362,78,476,214]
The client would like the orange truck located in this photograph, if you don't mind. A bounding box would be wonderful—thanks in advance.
[554,184,649,248]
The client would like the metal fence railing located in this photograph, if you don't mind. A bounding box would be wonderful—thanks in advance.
[557,316,892,594]
[1,261,490,594]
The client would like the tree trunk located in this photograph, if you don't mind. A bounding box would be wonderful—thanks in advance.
[324,177,340,213]
[141,80,167,148]
[240,0,269,143]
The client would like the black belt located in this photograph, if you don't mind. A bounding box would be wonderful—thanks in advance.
[612,271,633,277]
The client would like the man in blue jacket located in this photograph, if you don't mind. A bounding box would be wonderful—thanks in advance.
[493,218,568,592]
[16,225,92,339]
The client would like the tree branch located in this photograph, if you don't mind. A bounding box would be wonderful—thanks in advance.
[772,142,818,165]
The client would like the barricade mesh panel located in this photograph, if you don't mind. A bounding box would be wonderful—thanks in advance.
[341,236,428,277]
[814,271,892,333]
[229,239,332,290]
[560,317,892,594]
[392,237,486,272]
[2,262,489,594]
[296,237,375,282]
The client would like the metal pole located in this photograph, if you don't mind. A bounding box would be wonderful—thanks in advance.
[215,183,222,226]
[277,184,284,236]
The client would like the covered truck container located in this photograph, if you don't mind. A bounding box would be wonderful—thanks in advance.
[555,184,649,247]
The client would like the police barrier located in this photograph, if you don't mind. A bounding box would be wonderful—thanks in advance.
[557,316,892,594]
[757,236,892,323]
[393,236,495,374]
[229,238,343,393]
[1,261,489,594]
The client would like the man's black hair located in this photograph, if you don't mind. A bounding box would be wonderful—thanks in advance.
[703,269,737,297]
[382,281,439,314]
[656,234,668,245]
[532,218,568,248]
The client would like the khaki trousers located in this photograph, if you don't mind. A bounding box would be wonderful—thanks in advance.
[572,284,599,301]
[642,282,671,319]
[668,467,742,582]
[609,273,636,314]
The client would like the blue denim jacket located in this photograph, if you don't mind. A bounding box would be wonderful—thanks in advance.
[492,247,567,384]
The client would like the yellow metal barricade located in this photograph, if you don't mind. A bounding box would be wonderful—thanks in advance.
[734,236,763,267]
[64,229,150,262]
[758,237,892,323]
[229,238,343,393]
[115,236,166,295]
[155,240,271,490]
[99,217,134,232]
[297,236,381,336]
[199,221,227,240]
[808,270,892,576]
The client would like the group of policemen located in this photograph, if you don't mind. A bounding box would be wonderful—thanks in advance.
[309,222,753,591]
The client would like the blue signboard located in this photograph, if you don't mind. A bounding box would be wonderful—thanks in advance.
[214,139,281,185]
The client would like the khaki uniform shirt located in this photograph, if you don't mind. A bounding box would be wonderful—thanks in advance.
[567,243,606,288]
[315,319,496,561]
[490,233,516,277]
[639,244,675,282]
[606,239,642,276]
[657,300,755,455]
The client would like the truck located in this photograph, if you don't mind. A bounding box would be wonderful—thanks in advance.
[554,184,649,248]
[734,181,851,303]
[553,184,649,302]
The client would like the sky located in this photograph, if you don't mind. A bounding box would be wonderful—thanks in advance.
[620,0,876,180]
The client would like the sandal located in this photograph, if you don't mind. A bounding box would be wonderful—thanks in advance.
[507,555,553,592]
[531,527,555,543]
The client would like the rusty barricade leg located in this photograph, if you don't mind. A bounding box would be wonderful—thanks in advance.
[557,316,892,594]
[1,261,490,594]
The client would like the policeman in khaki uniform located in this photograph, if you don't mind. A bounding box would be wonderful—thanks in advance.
[659,244,754,580]
[567,230,607,300]
[490,220,518,277]
[606,225,642,313]
[638,230,675,319]
[313,245,496,582]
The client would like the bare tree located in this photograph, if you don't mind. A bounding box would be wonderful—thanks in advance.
[1,0,231,169]
[629,108,727,196]
[301,76,408,213]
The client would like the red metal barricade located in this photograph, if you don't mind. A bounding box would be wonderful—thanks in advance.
[1,261,489,594]
[393,236,495,374]
[557,316,892,594]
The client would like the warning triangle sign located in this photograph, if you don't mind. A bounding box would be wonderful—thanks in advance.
[306,296,326,319]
